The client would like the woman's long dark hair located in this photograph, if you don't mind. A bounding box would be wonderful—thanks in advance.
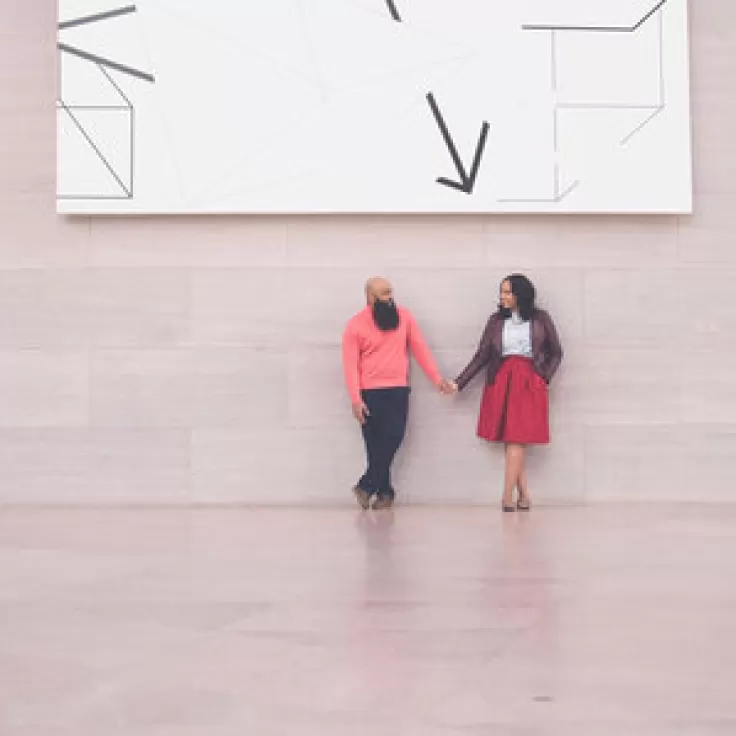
[499,273,537,322]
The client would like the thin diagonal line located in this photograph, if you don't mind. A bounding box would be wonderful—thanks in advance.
[556,180,580,201]
[621,106,664,145]
[58,43,155,83]
[60,102,131,197]
[58,5,137,30]
[98,64,133,108]
[633,0,667,30]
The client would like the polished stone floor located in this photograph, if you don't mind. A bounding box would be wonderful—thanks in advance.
[1,505,735,735]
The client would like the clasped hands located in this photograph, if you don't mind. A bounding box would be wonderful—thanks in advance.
[439,378,458,395]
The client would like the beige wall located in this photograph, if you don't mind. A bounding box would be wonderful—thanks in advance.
[1,1,734,505]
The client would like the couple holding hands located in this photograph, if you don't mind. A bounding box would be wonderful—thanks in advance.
[342,275,563,512]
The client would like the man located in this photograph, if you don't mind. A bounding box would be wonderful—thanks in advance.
[342,277,451,511]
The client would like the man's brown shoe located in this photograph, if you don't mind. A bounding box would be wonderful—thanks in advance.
[353,486,371,510]
[372,497,394,511]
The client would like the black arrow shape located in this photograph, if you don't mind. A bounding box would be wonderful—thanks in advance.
[385,0,402,22]
[426,93,489,194]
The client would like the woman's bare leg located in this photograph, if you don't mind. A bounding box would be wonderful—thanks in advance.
[517,447,530,507]
[503,443,525,507]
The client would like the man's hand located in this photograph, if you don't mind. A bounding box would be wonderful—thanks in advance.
[352,401,370,425]
[439,378,459,395]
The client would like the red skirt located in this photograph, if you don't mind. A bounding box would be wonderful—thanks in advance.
[477,357,549,445]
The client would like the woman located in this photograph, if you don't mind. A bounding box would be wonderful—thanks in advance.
[450,274,563,511]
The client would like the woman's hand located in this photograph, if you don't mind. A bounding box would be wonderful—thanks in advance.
[439,379,459,395]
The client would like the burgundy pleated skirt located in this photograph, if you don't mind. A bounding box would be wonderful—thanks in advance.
[477,357,549,445]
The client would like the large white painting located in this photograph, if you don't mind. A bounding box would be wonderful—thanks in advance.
[56,0,692,214]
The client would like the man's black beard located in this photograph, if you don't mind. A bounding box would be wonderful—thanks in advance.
[373,299,400,331]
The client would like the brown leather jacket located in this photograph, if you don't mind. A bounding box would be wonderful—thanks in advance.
[455,309,563,390]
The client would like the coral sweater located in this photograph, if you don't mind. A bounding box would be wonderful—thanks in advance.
[342,306,442,404]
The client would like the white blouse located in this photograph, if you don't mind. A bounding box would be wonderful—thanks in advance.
[502,313,533,358]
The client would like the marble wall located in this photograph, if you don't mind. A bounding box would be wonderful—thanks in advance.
[1,1,734,505]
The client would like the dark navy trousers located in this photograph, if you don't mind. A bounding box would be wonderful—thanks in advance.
[356,387,410,500]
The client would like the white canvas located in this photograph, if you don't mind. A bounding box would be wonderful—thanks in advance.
[56,0,692,214]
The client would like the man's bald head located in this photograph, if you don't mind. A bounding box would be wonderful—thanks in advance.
[365,277,393,306]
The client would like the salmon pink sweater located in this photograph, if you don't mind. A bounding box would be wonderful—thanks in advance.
[342,306,442,404]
